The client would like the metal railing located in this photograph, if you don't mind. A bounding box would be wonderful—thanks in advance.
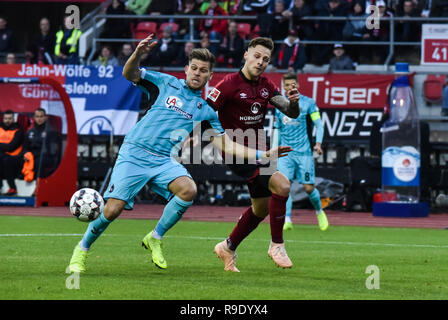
[87,14,448,66]
[80,0,112,31]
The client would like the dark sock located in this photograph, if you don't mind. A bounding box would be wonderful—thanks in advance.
[227,206,264,251]
[269,193,288,243]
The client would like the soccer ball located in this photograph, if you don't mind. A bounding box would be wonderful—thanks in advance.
[69,188,104,222]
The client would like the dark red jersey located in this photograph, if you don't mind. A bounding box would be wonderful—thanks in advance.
[206,71,281,148]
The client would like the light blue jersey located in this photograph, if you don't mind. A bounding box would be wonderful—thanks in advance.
[104,69,225,208]
[274,95,326,220]
[125,68,224,157]
[274,95,323,155]
[79,67,227,256]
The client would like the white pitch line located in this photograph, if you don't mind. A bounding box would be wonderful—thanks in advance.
[0,233,447,249]
[163,235,448,249]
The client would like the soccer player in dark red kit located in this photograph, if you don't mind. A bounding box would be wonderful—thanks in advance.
[207,37,300,272]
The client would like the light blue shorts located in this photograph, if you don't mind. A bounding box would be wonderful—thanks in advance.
[277,152,315,185]
[103,143,192,209]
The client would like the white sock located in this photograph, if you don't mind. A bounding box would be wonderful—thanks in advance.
[285,216,292,223]
[315,210,323,216]
[152,229,162,240]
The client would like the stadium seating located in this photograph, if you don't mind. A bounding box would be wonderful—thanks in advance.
[423,74,447,104]
[158,22,179,37]
[133,21,158,44]
[16,114,31,132]
[250,24,260,38]
[237,23,251,40]
[48,115,62,133]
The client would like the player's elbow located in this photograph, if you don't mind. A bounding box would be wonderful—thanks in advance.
[122,67,138,83]
[122,70,133,81]
[122,69,131,81]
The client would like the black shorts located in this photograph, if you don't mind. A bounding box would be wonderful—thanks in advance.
[227,163,273,198]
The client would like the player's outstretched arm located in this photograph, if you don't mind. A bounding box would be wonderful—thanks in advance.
[270,87,301,118]
[312,114,324,155]
[122,33,158,83]
[211,134,291,162]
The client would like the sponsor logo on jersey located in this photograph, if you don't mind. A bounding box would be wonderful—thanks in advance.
[240,92,247,99]
[165,96,184,108]
[282,116,292,125]
[250,102,261,114]
[165,96,192,119]
[260,88,269,98]
[207,88,220,102]
[197,101,202,109]
[239,114,264,121]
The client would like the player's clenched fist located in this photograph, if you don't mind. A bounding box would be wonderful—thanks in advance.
[136,33,158,56]
[286,84,300,104]
[264,146,293,161]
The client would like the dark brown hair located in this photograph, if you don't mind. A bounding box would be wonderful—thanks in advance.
[34,108,47,116]
[282,72,298,82]
[188,48,216,70]
[247,37,274,52]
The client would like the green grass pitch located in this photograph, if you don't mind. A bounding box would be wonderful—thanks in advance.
[1,215,448,300]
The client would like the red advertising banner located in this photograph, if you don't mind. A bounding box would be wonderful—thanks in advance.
[167,72,395,110]
[0,65,398,140]
[296,73,395,109]
[166,71,396,141]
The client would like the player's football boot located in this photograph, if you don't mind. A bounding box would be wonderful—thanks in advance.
[68,242,88,273]
[214,240,240,272]
[268,241,293,269]
[317,210,329,231]
[142,231,167,269]
[283,221,293,231]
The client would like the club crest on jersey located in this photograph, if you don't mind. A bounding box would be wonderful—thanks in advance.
[197,101,202,109]
[260,88,269,98]
[251,102,261,114]
[207,88,220,102]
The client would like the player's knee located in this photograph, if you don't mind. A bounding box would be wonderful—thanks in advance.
[276,183,290,197]
[176,183,197,202]
[254,205,269,217]
[270,173,290,197]
[103,200,125,220]
[304,184,314,194]
[271,181,290,197]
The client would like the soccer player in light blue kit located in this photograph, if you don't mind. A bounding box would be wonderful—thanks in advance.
[273,73,329,231]
[68,34,290,272]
